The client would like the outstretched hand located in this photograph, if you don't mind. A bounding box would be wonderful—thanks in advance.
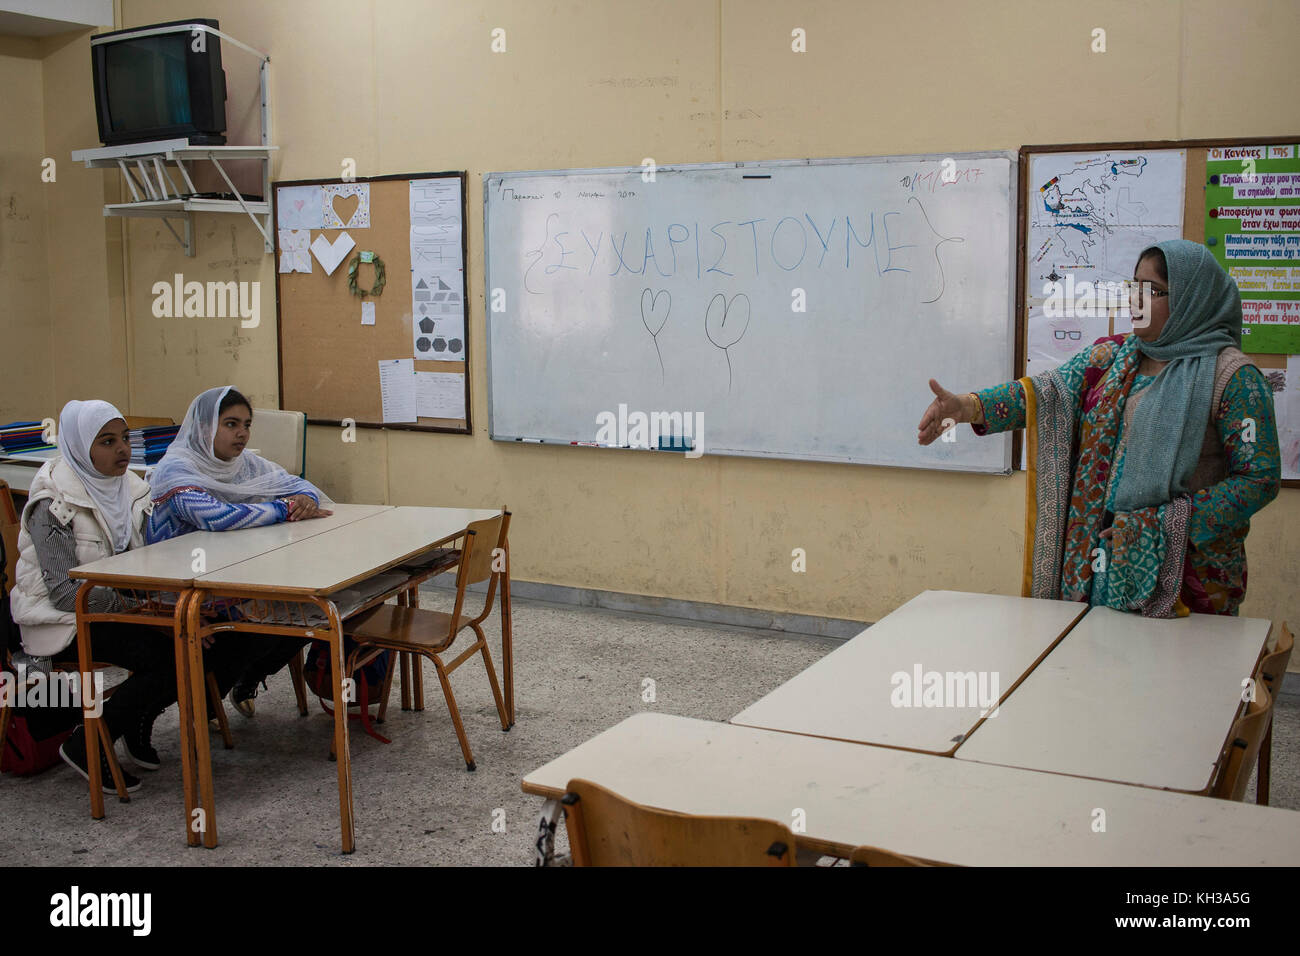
[917,379,968,446]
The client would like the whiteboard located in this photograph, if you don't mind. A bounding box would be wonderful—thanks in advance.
[485,152,1016,472]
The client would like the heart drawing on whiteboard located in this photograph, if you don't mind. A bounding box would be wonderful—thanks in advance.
[704,292,751,393]
[310,232,356,275]
[640,288,671,384]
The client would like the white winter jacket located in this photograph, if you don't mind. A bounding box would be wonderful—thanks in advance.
[9,458,152,656]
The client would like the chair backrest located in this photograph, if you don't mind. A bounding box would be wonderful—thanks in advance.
[1211,683,1273,801]
[1257,622,1293,699]
[2,517,18,599]
[849,845,932,866]
[444,509,510,634]
[457,513,506,589]
[561,778,796,866]
[0,479,17,524]
[2,513,22,661]
[250,408,306,476]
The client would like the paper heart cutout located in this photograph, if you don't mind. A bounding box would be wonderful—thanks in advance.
[310,231,356,275]
[332,193,360,227]
[641,288,671,336]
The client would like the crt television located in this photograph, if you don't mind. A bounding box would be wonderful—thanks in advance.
[91,18,227,147]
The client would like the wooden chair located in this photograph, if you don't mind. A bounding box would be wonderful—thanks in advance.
[344,513,510,771]
[248,408,306,477]
[0,480,18,524]
[0,515,22,759]
[560,778,796,866]
[0,517,133,798]
[849,845,932,866]
[1255,622,1293,806]
[386,543,465,717]
[1210,682,1273,801]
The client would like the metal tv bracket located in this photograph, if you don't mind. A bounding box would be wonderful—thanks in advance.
[71,24,276,257]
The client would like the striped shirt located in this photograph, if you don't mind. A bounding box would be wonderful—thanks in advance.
[145,485,317,543]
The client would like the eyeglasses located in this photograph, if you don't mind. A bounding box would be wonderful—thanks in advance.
[1125,280,1169,300]
[1053,329,1082,340]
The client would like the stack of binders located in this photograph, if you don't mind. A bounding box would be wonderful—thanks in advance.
[0,421,56,455]
[129,425,179,465]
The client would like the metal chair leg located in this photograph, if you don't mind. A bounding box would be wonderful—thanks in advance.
[1257,719,1273,805]
[431,653,476,771]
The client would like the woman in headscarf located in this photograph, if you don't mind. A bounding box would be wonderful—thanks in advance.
[917,239,1280,616]
[148,386,332,715]
[11,401,178,792]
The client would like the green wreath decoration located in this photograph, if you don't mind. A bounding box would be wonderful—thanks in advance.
[347,253,386,297]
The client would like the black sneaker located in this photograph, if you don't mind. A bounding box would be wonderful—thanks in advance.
[230,679,261,718]
[116,714,161,771]
[60,727,142,794]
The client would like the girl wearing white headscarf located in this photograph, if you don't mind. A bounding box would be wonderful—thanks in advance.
[10,400,174,792]
[147,385,331,542]
[147,386,332,716]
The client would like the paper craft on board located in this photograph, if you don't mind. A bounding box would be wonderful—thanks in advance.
[311,231,356,275]
[323,182,371,229]
[276,185,327,230]
[277,229,312,274]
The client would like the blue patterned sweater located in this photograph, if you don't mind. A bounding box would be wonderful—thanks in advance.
[146,479,321,544]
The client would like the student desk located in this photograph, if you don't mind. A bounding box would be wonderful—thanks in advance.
[0,460,41,494]
[523,712,1300,865]
[730,590,1086,755]
[955,607,1274,793]
[186,505,503,852]
[68,504,391,837]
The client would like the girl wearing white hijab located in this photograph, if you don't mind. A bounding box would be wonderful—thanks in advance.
[10,400,174,792]
[147,386,332,715]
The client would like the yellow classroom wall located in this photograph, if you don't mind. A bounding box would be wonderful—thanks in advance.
[0,35,52,426]
[14,0,1300,625]
[40,28,130,415]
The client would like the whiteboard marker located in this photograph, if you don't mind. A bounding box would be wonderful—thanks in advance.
[517,437,543,443]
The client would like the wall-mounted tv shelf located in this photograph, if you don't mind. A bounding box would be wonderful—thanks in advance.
[71,141,277,257]
[71,25,274,258]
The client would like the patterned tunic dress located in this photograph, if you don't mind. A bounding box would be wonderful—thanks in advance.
[973,337,1280,615]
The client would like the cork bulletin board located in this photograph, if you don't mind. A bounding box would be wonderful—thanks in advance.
[273,171,471,433]
[1015,135,1300,484]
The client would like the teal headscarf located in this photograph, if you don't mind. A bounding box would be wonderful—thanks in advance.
[1111,239,1242,512]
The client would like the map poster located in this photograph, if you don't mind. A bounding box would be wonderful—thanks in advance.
[1025,149,1186,376]
[1205,144,1300,355]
